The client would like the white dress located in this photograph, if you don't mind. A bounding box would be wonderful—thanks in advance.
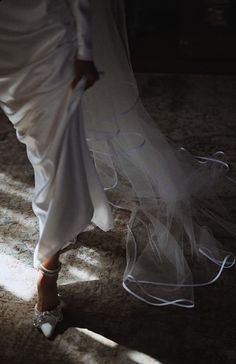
[0,0,235,307]
[0,0,114,269]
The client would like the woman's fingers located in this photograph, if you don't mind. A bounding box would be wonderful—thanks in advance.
[72,59,99,90]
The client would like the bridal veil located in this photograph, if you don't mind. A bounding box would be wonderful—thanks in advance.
[83,0,236,307]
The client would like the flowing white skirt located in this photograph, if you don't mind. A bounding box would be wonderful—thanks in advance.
[0,4,113,269]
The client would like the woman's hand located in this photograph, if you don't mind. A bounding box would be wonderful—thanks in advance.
[72,59,99,90]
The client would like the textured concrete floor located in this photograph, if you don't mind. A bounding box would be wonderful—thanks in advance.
[0,74,236,364]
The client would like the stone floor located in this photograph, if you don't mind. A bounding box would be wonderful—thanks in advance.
[0,74,236,364]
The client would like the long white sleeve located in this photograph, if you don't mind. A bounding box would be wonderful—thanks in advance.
[68,0,93,61]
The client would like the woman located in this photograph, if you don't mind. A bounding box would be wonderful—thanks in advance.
[0,0,113,338]
[0,0,235,338]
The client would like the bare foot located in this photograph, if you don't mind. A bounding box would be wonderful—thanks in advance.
[36,271,60,312]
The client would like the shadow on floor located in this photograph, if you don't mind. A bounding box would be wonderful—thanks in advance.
[57,270,236,364]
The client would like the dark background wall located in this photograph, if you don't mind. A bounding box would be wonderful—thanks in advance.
[125,0,236,73]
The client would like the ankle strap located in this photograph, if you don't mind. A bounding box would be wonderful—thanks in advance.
[38,261,62,276]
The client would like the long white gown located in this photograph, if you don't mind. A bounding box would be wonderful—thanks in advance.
[0,0,235,307]
[0,0,114,269]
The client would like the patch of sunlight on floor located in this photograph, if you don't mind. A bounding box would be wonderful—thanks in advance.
[0,253,37,300]
[3,209,31,225]
[0,176,33,201]
[0,173,34,191]
[76,328,118,348]
[68,266,99,281]
[127,350,163,364]
[75,329,163,363]
[77,246,102,268]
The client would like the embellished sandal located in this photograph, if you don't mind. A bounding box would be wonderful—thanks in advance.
[33,262,65,338]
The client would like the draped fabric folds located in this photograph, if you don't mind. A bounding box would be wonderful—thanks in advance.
[0,0,114,269]
[0,0,235,307]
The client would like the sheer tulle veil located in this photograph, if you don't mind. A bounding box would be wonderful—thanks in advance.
[81,0,236,307]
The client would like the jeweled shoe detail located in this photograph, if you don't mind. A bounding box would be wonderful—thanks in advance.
[33,299,64,338]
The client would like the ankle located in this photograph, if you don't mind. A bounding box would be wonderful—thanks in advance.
[39,261,62,276]
[37,271,58,284]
